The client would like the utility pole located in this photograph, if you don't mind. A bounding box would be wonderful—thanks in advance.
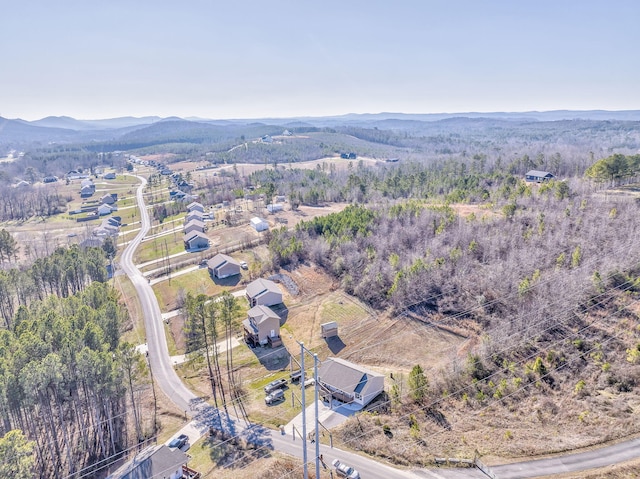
[298,342,320,479]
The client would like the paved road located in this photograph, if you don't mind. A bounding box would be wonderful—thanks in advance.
[122,175,640,479]
[119,176,200,415]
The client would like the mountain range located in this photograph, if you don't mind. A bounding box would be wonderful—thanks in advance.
[2,110,640,148]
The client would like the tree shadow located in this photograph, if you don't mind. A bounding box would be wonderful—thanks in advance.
[247,343,292,371]
[325,336,346,355]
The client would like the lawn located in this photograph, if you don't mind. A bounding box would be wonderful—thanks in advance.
[134,233,184,264]
[152,268,247,312]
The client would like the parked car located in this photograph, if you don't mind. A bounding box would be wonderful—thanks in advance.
[240,260,248,269]
[265,388,285,404]
[168,434,189,449]
[331,459,360,479]
[264,378,287,393]
[303,378,315,388]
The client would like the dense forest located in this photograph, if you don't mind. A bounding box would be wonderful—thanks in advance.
[0,246,148,478]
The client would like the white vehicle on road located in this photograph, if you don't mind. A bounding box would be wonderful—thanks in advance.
[332,458,360,479]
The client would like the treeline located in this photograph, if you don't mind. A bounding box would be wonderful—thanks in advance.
[0,184,70,221]
[269,183,640,347]
[0,245,109,328]
[585,153,640,185]
[0,281,142,478]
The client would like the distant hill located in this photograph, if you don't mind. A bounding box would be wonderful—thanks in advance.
[0,117,79,144]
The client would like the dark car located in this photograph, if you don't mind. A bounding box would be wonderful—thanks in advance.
[264,378,287,393]
[168,434,189,449]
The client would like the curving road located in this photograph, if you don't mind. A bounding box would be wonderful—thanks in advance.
[121,175,640,479]
[120,176,198,414]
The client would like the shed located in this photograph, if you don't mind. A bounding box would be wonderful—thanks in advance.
[266,204,283,214]
[250,217,269,232]
[321,321,338,338]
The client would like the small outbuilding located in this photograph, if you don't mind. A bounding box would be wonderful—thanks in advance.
[321,321,339,338]
[250,217,269,232]
[207,253,241,279]
[246,278,282,307]
[266,204,283,214]
[183,231,209,250]
[525,170,555,183]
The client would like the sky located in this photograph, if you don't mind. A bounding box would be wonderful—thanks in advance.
[2,0,640,121]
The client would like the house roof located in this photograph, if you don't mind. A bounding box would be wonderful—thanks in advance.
[183,218,205,230]
[318,357,384,397]
[246,278,280,299]
[107,444,188,479]
[207,253,240,270]
[247,305,279,325]
[183,231,209,243]
[250,217,267,225]
[187,201,204,211]
[526,170,554,177]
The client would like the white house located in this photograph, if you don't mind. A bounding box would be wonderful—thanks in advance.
[246,278,282,307]
[250,217,269,232]
[266,204,283,214]
[318,357,385,408]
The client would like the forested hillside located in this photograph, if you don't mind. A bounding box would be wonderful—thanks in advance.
[0,247,150,478]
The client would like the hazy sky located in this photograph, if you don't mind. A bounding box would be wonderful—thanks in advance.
[2,1,639,120]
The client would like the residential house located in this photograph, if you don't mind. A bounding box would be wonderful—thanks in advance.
[187,201,204,213]
[107,444,189,479]
[14,180,30,188]
[250,217,269,232]
[104,172,116,179]
[246,278,282,307]
[80,185,95,198]
[318,357,385,408]
[100,193,117,205]
[207,254,241,279]
[183,219,205,236]
[43,176,58,183]
[97,204,113,216]
[242,305,282,347]
[183,231,209,250]
[185,210,204,224]
[525,170,555,183]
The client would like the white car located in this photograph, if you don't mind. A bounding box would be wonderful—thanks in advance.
[332,459,360,479]
[303,378,315,388]
[240,261,248,269]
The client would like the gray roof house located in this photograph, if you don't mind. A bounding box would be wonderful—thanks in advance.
[187,201,204,213]
[80,185,95,198]
[183,218,205,235]
[318,357,385,408]
[183,231,209,251]
[242,305,282,347]
[207,253,241,279]
[525,170,555,183]
[107,444,189,479]
[185,210,204,224]
[100,193,116,205]
[104,172,116,180]
[246,278,282,307]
